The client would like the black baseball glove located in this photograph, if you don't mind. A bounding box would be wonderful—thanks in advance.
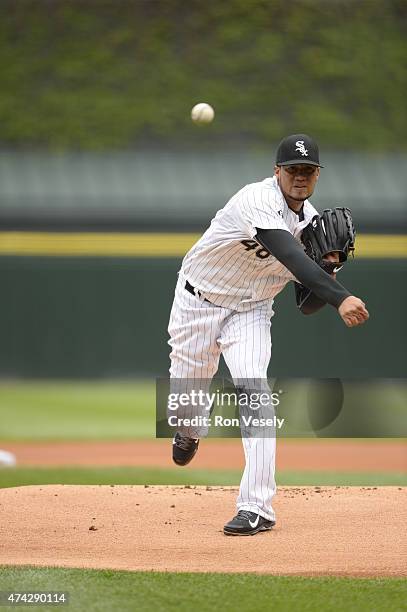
[301,207,356,275]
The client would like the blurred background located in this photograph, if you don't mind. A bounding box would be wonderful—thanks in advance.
[0,0,406,380]
[0,1,405,485]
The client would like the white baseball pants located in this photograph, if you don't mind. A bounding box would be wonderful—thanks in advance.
[168,272,276,522]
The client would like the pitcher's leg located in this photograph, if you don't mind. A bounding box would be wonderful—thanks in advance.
[168,276,225,438]
[220,303,276,522]
[168,277,223,380]
[236,436,276,522]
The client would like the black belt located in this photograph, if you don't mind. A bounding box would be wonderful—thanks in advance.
[185,280,211,303]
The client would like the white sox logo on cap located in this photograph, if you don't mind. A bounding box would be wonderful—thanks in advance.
[276,133,321,166]
[295,140,308,157]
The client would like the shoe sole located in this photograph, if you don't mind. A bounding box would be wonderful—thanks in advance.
[172,455,196,466]
[223,523,275,536]
[172,445,199,466]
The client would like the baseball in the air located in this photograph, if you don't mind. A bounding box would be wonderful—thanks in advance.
[191,102,215,124]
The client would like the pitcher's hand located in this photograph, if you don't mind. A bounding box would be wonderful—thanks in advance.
[338,296,369,327]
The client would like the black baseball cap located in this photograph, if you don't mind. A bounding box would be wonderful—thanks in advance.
[276,133,323,167]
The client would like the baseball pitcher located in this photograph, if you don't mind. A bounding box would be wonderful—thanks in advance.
[168,133,369,535]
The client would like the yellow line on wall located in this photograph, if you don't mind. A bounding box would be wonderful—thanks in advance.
[356,234,407,258]
[0,232,406,258]
[0,232,201,257]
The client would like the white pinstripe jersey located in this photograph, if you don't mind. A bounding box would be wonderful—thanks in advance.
[181,175,319,311]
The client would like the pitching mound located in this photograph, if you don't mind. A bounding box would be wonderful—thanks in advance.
[0,485,405,576]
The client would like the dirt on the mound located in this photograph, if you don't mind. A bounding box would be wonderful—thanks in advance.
[1,439,405,471]
[0,485,405,577]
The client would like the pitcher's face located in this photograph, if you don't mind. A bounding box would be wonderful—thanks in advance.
[275,164,320,202]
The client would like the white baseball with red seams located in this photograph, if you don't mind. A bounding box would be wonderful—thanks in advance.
[168,175,318,522]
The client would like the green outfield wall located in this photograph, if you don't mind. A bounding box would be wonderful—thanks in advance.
[0,256,405,379]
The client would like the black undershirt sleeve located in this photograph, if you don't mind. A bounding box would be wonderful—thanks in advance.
[255,228,351,309]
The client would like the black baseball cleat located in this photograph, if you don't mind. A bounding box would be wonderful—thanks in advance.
[172,432,199,466]
[223,510,275,536]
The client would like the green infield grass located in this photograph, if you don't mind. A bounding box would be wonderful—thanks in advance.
[0,467,405,489]
[0,566,405,612]
[0,380,406,441]
[0,381,155,440]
